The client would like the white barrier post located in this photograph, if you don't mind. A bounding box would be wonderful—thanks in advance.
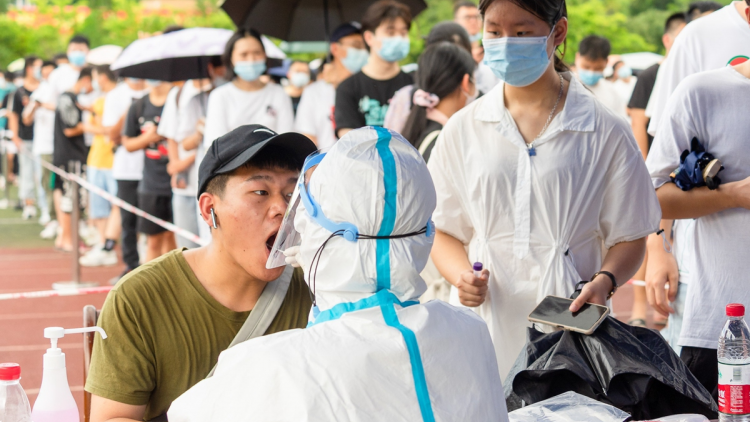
[52,161,98,291]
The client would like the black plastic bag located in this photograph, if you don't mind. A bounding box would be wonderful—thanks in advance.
[504,317,718,420]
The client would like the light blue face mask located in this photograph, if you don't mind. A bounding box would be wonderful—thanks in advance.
[33,67,42,81]
[289,72,310,88]
[146,79,161,87]
[92,79,101,92]
[469,32,482,43]
[234,60,266,82]
[482,27,555,87]
[341,47,369,74]
[578,69,604,86]
[68,51,87,67]
[617,65,633,79]
[377,37,410,63]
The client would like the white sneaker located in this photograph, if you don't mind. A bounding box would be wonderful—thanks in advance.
[40,220,59,239]
[22,205,37,220]
[80,248,118,267]
[0,198,9,210]
[38,213,51,226]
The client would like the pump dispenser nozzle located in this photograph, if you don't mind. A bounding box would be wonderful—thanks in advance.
[44,326,107,349]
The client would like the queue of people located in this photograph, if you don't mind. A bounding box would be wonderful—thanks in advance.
[1,0,749,420]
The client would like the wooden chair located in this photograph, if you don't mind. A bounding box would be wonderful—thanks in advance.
[83,305,100,422]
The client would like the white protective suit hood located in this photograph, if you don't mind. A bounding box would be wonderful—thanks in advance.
[295,126,436,313]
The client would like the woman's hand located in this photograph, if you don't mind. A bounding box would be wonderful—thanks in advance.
[569,275,611,312]
[456,269,489,307]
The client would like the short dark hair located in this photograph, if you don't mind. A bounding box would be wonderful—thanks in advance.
[24,55,39,74]
[361,0,412,33]
[578,35,611,61]
[41,60,56,69]
[664,12,687,34]
[453,0,478,17]
[78,66,93,81]
[68,34,90,48]
[204,144,301,198]
[686,1,722,22]
[222,28,266,80]
[52,53,68,64]
[95,65,116,82]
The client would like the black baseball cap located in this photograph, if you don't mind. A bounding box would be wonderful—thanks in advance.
[330,22,362,43]
[197,124,317,199]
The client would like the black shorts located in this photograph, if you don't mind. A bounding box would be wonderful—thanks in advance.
[137,192,173,235]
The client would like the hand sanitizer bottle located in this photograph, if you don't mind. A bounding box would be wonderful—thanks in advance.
[31,326,107,422]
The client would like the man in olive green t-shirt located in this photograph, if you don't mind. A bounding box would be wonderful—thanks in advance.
[86,125,318,422]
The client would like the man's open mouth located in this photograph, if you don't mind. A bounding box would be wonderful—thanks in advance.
[266,232,278,252]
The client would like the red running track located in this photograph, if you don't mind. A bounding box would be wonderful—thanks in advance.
[0,247,124,419]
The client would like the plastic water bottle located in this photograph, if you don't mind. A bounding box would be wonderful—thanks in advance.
[718,303,750,421]
[0,363,32,422]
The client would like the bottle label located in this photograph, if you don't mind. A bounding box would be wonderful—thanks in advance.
[719,362,750,414]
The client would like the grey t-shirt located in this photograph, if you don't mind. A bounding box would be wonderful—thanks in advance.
[123,95,170,196]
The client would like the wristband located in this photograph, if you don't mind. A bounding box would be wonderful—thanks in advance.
[592,270,617,299]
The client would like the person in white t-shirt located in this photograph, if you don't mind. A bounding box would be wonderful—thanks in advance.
[104,78,149,280]
[295,22,366,151]
[574,35,628,121]
[203,29,293,153]
[159,79,210,249]
[201,28,294,243]
[30,60,58,230]
[41,35,90,110]
[646,1,750,136]
[646,57,750,404]
[644,1,750,355]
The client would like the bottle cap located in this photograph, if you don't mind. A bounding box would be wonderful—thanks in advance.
[0,363,21,381]
[472,262,483,272]
[727,303,745,317]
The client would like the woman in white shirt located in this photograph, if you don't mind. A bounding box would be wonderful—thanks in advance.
[427,0,661,379]
[202,29,294,151]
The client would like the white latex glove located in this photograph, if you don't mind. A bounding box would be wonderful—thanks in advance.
[283,246,304,268]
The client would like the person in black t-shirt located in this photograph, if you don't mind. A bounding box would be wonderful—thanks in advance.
[401,43,476,163]
[122,80,176,262]
[8,56,42,220]
[628,12,686,159]
[52,66,93,251]
[334,1,414,138]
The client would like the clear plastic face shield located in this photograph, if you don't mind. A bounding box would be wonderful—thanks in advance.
[265,152,322,269]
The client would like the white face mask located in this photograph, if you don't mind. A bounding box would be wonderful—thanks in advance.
[463,85,478,107]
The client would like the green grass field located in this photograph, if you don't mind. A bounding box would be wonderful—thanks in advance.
[0,184,55,249]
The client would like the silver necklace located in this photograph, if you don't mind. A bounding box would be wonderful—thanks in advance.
[528,73,564,157]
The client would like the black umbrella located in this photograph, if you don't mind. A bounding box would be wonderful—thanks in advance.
[504,317,718,420]
[220,0,428,42]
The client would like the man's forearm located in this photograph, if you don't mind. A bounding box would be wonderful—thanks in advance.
[122,134,157,152]
[657,182,737,219]
[181,131,203,151]
[63,123,84,138]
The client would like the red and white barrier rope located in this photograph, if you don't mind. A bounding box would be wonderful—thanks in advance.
[19,146,206,246]
[0,286,113,301]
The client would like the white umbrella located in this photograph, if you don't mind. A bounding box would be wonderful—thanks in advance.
[86,45,123,66]
[111,27,286,81]
[620,52,664,71]
[7,58,24,73]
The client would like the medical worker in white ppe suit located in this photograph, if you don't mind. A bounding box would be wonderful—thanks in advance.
[168,126,509,422]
